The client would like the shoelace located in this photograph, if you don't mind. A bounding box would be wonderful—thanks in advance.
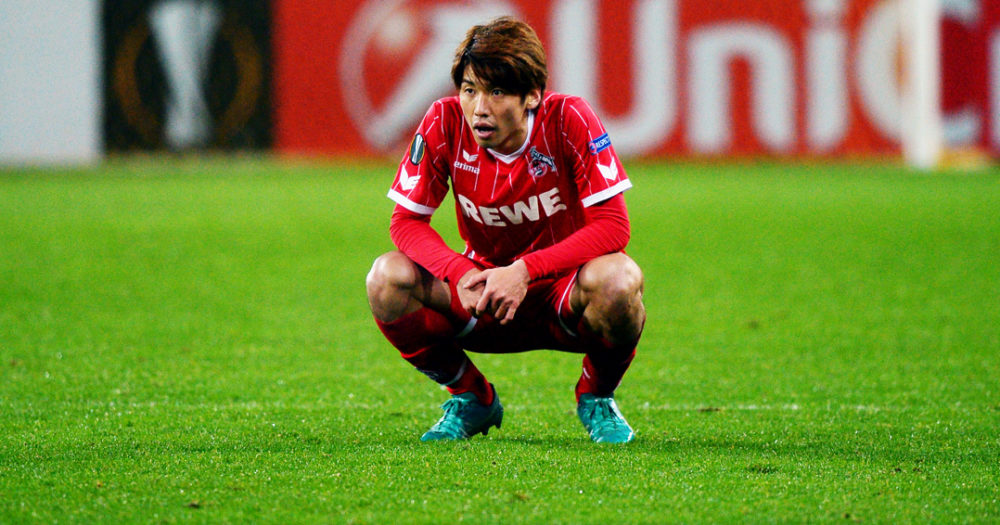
[588,399,626,434]
[429,397,475,437]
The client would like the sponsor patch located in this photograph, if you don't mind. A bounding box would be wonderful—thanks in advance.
[408,133,426,165]
[588,133,612,155]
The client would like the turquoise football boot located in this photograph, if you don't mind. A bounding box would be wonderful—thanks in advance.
[420,386,503,441]
[577,394,635,443]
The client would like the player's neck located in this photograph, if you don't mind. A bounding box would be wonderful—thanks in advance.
[488,111,535,164]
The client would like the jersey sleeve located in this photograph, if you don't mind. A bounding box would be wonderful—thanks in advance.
[387,100,453,215]
[561,97,633,207]
[390,206,479,285]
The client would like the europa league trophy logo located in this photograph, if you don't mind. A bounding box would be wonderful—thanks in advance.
[149,0,221,150]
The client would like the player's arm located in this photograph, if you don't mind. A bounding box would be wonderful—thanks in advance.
[386,100,489,314]
[389,206,485,314]
[389,206,478,285]
[518,193,630,279]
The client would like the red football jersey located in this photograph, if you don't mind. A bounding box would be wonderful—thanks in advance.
[388,92,632,268]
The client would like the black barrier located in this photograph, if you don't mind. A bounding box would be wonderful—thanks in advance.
[103,0,271,151]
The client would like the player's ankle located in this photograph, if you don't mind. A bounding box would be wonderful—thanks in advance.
[447,379,494,406]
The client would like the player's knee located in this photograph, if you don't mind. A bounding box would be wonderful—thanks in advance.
[366,251,419,305]
[603,269,645,333]
[581,254,644,304]
[580,254,645,343]
[608,258,644,305]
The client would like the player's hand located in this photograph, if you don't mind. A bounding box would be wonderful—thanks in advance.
[456,269,486,316]
[464,260,530,325]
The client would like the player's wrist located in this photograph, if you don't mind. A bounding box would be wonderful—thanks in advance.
[515,257,539,282]
[446,257,479,285]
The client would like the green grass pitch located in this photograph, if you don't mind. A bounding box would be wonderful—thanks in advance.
[1,157,998,523]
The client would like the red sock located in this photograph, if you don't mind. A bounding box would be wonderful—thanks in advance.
[375,308,492,405]
[575,350,636,401]
[445,358,494,405]
[574,321,638,402]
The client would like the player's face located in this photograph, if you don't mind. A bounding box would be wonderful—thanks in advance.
[459,66,541,155]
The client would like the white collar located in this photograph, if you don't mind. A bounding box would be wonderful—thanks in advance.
[488,111,535,164]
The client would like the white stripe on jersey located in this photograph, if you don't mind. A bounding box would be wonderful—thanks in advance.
[388,189,436,215]
[581,179,633,207]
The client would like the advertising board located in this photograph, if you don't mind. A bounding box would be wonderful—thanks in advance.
[273,0,1000,158]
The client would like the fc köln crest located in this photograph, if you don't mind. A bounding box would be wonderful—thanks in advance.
[528,146,556,178]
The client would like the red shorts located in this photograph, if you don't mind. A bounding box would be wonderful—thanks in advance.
[447,270,585,354]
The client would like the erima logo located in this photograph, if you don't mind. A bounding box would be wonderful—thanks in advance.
[454,149,480,174]
[457,188,567,227]
[597,162,619,180]
[589,133,612,155]
[528,146,556,177]
[399,166,420,191]
[453,160,480,175]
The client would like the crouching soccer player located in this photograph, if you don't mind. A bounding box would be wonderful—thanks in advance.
[365,17,646,444]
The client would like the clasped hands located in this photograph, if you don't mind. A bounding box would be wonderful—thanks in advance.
[457,259,529,325]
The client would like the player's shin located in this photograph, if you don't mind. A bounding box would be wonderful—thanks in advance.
[573,321,640,401]
[374,308,493,405]
[575,348,636,401]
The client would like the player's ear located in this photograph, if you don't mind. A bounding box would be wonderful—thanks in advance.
[525,89,541,110]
